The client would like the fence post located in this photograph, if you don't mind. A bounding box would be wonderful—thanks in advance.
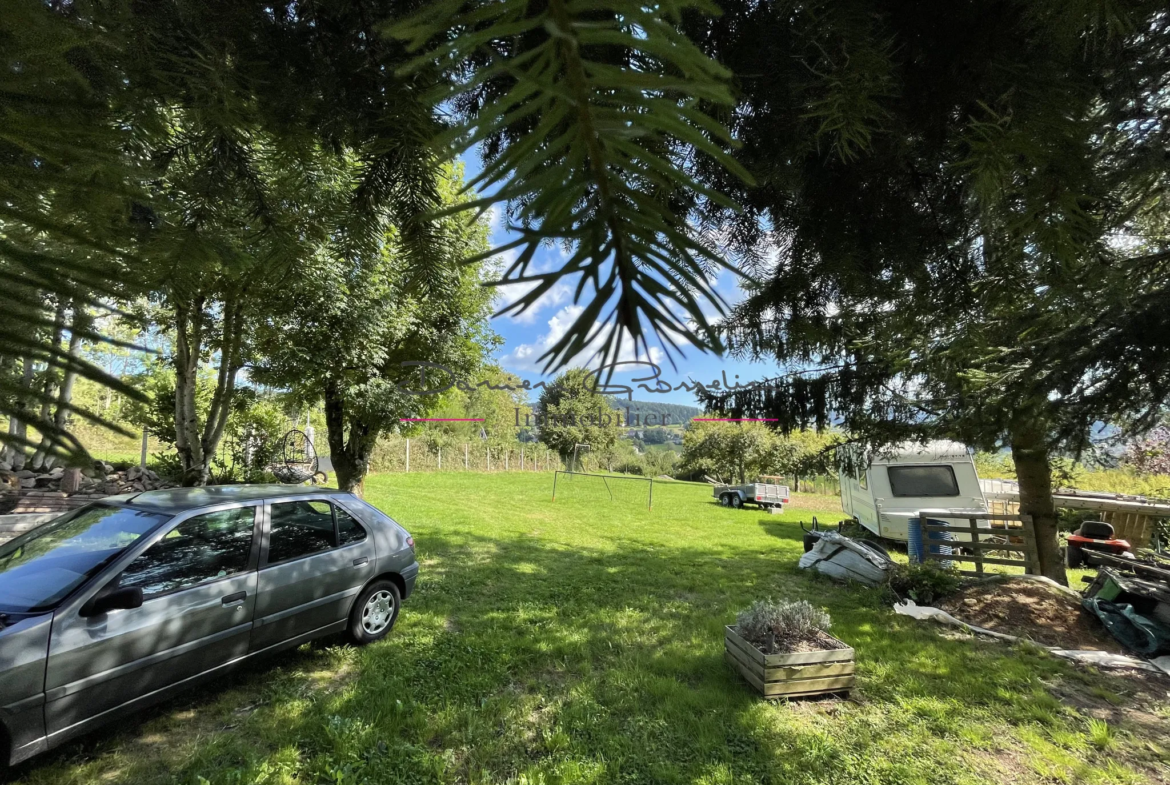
[1020,514,1040,575]
[405,438,410,472]
[521,448,525,470]
[486,446,491,472]
[140,430,148,469]
[970,516,984,576]
[505,450,509,471]
[438,447,441,470]
[464,443,469,470]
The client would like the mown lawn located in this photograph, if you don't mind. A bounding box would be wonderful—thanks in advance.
[12,473,1170,784]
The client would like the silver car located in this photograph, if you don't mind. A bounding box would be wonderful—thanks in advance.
[0,485,418,768]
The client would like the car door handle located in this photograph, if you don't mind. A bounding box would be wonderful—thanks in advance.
[222,591,247,607]
[352,557,368,567]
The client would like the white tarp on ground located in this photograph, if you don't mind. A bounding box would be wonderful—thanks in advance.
[798,532,893,586]
[894,599,1169,675]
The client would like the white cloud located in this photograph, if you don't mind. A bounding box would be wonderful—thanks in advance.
[499,305,669,374]
[493,280,573,324]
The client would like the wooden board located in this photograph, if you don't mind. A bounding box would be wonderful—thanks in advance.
[923,553,1032,568]
[918,513,1039,575]
[725,638,854,679]
[724,628,856,699]
[1104,510,1154,549]
[724,652,856,698]
[932,540,1031,552]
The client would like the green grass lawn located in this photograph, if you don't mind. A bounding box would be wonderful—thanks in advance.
[14,473,1169,784]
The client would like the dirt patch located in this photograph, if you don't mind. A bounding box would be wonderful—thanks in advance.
[939,579,1123,652]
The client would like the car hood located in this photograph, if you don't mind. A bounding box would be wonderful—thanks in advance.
[0,613,51,707]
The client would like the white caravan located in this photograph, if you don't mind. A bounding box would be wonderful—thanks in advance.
[838,441,989,541]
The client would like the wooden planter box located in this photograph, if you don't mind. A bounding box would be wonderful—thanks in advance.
[724,625,855,698]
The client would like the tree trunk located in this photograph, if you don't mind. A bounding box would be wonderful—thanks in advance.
[173,294,246,487]
[174,297,207,486]
[30,301,69,470]
[3,355,36,468]
[324,380,376,493]
[1010,424,1066,585]
[40,308,85,469]
[198,293,244,484]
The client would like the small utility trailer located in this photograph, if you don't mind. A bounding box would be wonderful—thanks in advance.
[714,482,790,511]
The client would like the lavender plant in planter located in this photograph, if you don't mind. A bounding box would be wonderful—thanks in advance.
[725,599,854,698]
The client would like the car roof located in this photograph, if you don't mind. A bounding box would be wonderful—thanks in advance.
[103,484,345,514]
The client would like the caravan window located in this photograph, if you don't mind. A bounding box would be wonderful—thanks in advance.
[887,465,959,497]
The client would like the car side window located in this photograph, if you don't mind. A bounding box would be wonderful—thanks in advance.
[119,507,256,597]
[268,500,336,564]
[336,505,367,546]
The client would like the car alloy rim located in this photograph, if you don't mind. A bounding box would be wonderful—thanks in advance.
[362,590,394,634]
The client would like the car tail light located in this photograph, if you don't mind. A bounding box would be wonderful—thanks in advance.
[782,498,789,504]
[406,536,415,548]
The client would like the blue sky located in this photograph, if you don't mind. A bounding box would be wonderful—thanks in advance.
[461,155,779,407]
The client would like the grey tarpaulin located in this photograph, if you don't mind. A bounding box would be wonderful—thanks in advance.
[798,531,893,586]
[1082,597,1170,656]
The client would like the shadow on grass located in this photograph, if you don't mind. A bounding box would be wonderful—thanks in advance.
[756,518,811,545]
[11,530,1150,785]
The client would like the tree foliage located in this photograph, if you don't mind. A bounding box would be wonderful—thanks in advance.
[254,166,498,491]
[680,421,836,484]
[1,0,448,468]
[1125,427,1170,478]
[692,0,1170,582]
[391,0,753,370]
[535,369,621,467]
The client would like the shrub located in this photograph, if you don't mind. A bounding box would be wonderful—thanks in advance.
[612,461,644,475]
[735,599,831,650]
[885,561,962,605]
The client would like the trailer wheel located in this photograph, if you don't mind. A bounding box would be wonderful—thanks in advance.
[730,495,743,509]
[719,494,731,507]
[1066,543,1084,568]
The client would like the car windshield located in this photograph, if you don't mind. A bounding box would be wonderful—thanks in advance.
[0,505,170,614]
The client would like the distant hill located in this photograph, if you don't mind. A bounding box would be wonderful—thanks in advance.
[604,396,701,425]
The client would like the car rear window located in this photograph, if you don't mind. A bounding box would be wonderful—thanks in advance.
[887,465,960,497]
[343,497,394,529]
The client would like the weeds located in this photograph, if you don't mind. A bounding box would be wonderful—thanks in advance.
[1088,718,1116,751]
[885,561,962,605]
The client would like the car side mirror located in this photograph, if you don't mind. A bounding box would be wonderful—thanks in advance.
[80,585,144,617]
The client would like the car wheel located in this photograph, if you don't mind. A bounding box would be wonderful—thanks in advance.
[730,495,743,509]
[348,580,401,645]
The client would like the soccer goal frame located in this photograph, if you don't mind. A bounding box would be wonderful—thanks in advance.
[551,470,654,511]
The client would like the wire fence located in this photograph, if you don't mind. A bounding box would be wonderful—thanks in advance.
[767,475,841,496]
[368,436,560,473]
